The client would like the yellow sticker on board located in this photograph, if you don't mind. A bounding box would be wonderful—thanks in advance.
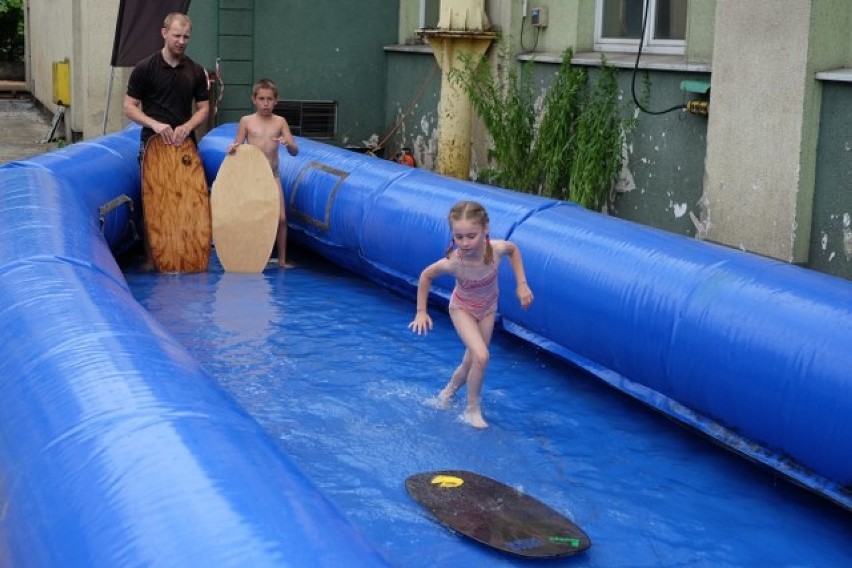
[431,475,464,488]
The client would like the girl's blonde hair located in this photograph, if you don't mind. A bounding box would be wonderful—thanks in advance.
[445,200,493,263]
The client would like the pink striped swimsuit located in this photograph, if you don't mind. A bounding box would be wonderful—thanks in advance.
[449,256,499,321]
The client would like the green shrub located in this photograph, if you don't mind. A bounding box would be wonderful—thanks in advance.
[0,0,24,62]
[450,44,637,211]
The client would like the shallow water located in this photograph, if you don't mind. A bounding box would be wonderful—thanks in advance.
[125,251,851,567]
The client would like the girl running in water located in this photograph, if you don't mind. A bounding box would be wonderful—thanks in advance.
[408,201,534,428]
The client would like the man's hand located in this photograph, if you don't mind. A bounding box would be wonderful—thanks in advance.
[173,124,191,146]
[154,122,175,144]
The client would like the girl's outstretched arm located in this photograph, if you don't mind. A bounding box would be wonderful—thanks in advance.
[408,259,449,335]
[500,241,533,309]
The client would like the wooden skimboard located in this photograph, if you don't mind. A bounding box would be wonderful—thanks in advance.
[406,470,591,558]
[141,135,211,273]
[210,144,279,272]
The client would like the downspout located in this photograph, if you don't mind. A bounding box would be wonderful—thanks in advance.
[421,0,496,179]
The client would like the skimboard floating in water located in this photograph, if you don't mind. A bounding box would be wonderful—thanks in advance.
[405,470,591,558]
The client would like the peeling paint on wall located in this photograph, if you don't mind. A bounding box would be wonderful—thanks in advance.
[844,213,852,261]
[614,139,636,194]
[413,113,438,171]
[690,194,712,240]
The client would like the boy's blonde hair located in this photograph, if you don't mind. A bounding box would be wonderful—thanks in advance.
[253,79,279,98]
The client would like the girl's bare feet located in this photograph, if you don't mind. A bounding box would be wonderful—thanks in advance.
[437,386,456,408]
[462,406,488,429]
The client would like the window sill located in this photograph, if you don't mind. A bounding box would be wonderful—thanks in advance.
[815,68,852,83]
[518,51,711,73]
[383,43,433,55]
[383,45,714,74]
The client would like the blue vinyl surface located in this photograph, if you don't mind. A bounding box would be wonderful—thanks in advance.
[1,124,850,565]
[125,254,852,567]
[203,124,852,505]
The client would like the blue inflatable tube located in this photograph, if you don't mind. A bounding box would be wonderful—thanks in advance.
[202,124,852,511]
[1,120,849,566]
[0,129,390,566]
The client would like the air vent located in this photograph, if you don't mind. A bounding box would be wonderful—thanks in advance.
[274,100,337,139]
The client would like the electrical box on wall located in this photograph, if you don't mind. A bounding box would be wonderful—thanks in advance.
[531,6,549,28]
[52,59,71,106]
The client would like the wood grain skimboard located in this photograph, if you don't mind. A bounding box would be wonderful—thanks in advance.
[141,135,211,273]
[210,144,280,272]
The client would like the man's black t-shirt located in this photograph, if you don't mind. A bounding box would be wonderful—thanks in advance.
[127,50,209,145]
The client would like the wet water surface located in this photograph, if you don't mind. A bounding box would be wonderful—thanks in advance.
[125,252,851,567]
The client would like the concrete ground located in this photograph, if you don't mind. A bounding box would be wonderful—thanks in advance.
[0,81,60,164]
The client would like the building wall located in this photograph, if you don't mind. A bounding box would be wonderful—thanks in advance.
[609,69,710,235]
[185,2,218,68]
[492,0,595,54]
[75,0,135,139]
[383,49,441,167]
[199,0,399,149]
[19,0,852,280]
[25,0,75,135]
[24,0,399,148]
[398,0,422,44]
[24,0,215,141]
[25,0,71,111]
[810,80,852,279]
[685,0,716,64]
[702,0,851,263]
[387,2,712,236]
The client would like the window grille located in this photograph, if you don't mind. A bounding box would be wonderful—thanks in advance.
[274,100,337,139]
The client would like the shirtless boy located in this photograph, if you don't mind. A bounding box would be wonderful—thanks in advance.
[228,79,299,268]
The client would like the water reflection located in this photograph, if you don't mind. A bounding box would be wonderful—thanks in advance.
[211,271,278,348]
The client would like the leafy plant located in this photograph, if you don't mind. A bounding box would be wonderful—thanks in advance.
[532,51,586,201]
[569,63,635,210]
[448,42,537,192]
[0,0,24,62]
[450,44,637,211]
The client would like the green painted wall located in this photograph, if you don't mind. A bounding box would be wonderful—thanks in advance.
[527,62,709,235]
[386,51,710,236]
[809,82,852,280]
[514,0,594,54]
[383,50,441,165]
[686,0,716,63]
[398,0,421,44]
[188,0,851,280]
[609,69,709,235]
[186,3,218,69]
[247,0,399,147]
[189,0,398,147]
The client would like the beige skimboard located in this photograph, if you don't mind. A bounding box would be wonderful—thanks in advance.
[210,144,280,272]
[141,135,211,273]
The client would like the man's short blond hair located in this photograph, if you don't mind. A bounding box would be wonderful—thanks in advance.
[163,12,191,30]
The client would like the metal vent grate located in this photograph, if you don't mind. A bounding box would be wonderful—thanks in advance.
[274,100,337,139]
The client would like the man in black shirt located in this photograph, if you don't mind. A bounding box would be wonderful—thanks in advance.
[123,12,209,151]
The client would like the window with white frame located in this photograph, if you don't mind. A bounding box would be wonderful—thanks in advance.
[420,0,440,29]
[595,0,687,55]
